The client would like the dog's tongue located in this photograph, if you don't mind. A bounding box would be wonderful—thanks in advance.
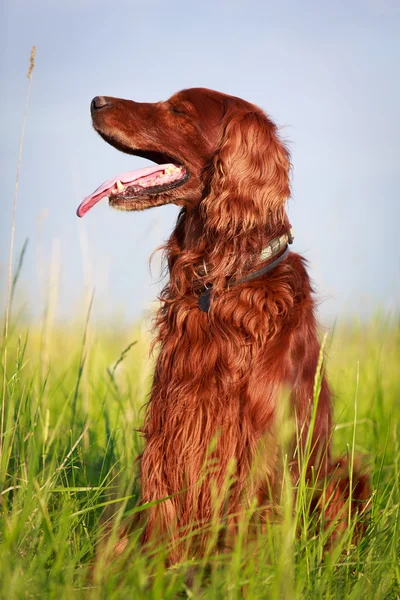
[76,164,171,217]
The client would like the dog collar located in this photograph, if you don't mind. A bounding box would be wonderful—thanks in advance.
[198,228,294,313]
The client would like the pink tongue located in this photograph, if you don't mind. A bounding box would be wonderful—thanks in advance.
[76,164,172,217]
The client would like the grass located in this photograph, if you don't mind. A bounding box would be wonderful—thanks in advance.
[0,305,399,599]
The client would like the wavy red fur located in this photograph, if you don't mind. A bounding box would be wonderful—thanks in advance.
[86,88,370,561]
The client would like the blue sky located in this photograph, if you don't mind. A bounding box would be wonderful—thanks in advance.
[1,0,399,325]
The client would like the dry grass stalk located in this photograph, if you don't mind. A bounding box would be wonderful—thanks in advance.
[1,45,36,462]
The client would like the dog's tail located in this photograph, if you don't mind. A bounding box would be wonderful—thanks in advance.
[310,457,371,543]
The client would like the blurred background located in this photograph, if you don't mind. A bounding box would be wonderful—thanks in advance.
[1,0,399,327]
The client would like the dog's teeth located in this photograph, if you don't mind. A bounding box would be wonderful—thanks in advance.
[116,180,124,191]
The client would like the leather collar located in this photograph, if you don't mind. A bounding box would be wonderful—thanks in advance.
[198,228,294,313]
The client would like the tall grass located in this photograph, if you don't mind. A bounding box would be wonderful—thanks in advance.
[1,294,399,598]
[1,50,399,599]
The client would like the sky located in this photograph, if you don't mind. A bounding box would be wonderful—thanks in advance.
[1,0,399,327]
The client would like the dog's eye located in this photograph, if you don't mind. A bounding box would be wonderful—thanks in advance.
[169,105,188,116]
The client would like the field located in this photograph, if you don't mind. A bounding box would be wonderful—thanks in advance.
[1,304,399,599]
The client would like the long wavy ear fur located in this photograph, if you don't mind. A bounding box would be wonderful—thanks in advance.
[202,109,291,240]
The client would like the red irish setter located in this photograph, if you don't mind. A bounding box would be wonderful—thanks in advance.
[78,88,369,561]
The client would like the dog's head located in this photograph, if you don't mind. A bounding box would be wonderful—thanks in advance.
[77,88,290,232]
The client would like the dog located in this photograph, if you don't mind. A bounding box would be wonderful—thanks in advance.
[78,88,369,562]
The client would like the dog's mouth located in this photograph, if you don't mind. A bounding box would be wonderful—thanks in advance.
[76,148,189,218]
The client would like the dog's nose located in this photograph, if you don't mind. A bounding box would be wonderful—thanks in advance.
[90,96,109,115]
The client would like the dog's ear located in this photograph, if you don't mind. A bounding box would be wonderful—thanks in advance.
[202,110,290,239]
